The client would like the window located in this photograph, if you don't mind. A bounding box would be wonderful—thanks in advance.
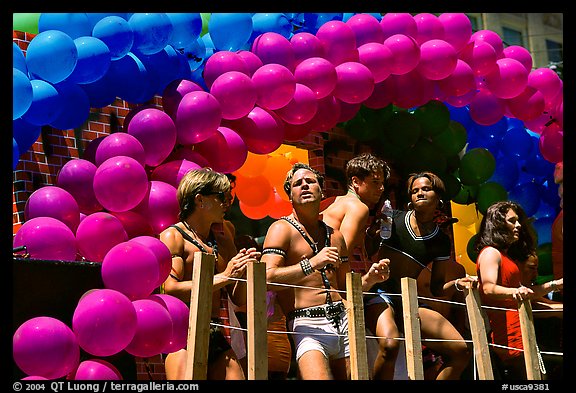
[546,39,563,63]
[502,27,524,47]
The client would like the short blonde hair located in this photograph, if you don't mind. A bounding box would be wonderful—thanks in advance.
[177,168,230,220]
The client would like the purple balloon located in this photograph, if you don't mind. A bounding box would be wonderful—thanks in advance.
[346,13,384,46]
[161,79,203,120]
[71,359,123,380]
[203,50,250,89]
[275,83,318,125]
[13,217,77,261]
[251,32,296,71]
[150,159,201,188]
[294,57,337,99]
[24,185,80,232]
[72,289,137,357]
[236,50,263,76]
[230,106,285,154]
[175,91,221,145]
[132,180,179,235]
[315,21,358,66]
[290,32,325,66]
[210,71,257,120]
[380,13,418,41]
[194,126,248,173]
[126,108,177,167]
[251,63,296,110]
[95,133,146,167]
[75,212,128,262]
[125,298,173,358]
[130,236,172,288]
[149,294,190,353]
[13,317,80,379]
[57,159,102,215]
[109,210,154,239]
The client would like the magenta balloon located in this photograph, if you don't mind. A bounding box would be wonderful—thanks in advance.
[333,61,375,104]
[523,112,552,135]
[175,91,221,144]
[71,359,123,380]
[151,159,202,188]
[392,71,435,109]
[383,34,421,75]
[438,13,472,52]
[471,29,504,57]
[357,42,393,83]
[251,63,296,110]
[380,13,418,41]
[125,299,173,358]
[24,185,80,232]
[417,39,457,80]
[102,241,160,300]
[13,217,77,261]
[414,13,445,45]
[82,136,106,164]
[109,210,154,239]
[316,20,358,66]
[13,317,80,379]
[210,71,257,120]
[346,13,384,46]
[57,159,102,215]
[445,89,477,107]
[290,32,325,66]
[76,211,128,262]
[168,148,210,168]
[251,32,295,71]
[469,89,506,126]
[232,106,285,154]
[95,132,146,167]
[337,100,361,123]
[459,40,498,76]
[283,122,311,142]
[485,58,528,99]
[203,50,250,89]
[132,180,179,235]
[303,95,341,132]
[194,126,248,173]
[126,108,177,167]
[236,50,263,76]
[275,83,318,125]
[364,78,396,109]
[437,59,475,97]
[506,86,545,122]
[554,100,563,129]
[294,56,337,99]
[539,124,563,164]
[22,376,49,380]
[161,79,203,120]
[527,67,562,104]
[130,236,172,288]
[93,155,148,212]
[149,294,190,353]
[503,45,533,72]
[72,288,137,357]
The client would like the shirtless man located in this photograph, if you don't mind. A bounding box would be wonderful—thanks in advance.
[261,162,390,380]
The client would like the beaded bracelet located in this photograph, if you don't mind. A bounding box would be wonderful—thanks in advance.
[300,257,314,276]
[454,279,464,291]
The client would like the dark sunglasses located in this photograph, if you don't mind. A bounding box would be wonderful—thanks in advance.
[200,191,228,204]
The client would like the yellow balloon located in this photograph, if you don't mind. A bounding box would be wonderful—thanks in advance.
[451,201,481,227]
[452,222,477,276]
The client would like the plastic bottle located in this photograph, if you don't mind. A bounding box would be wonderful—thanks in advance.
[380,199,393,240]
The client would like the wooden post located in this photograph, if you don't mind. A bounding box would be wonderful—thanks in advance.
[400,277,424,380]
[463,283,494,379]
[346,272,370,380]
[247,261,268,380]
[184,252,215,380]
[518,299,542,380]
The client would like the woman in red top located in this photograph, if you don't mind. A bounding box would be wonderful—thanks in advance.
[475,201,563,379]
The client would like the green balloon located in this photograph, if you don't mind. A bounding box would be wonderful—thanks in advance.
[412,99,450,137]
[432,120,468,157]
[13,13,40,34]
[459,148,496,186]
[343,105,386,141]
[401,138,447,176]
[384,110,421,150]
[452,183,479,205]
[537,242,553,276]
[441,172,462,201]
[467,233,479,263]
[200,13,211,36]
[476,181,508,215]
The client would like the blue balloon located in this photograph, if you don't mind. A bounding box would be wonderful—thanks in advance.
[523,136,555,177]
[21,79,63,126]
[165,13,202,50]
[25,30,78,84]
[467,124,502,158]
[539,178,560,208]
[475,116,508,139]
[107,52,155,104]
[302,13,343,34]
[13,118,42,155]
[134,45,183,95]
[508,181,541,217]
[66,36,112,84]
[533,201,560,220]
[49,82,91,130]
[85,13,128,30]
[92,16,134,60]
[13,43,27,73]
[208,13,253,51]
[532,216,555,245]
[13,137,20,170]
[181,36,207,72]
[201,33,216,59]
[128,13,173,55]
[13,68,33,120]
[489,154,519,191]
[79,70,118,108]
[500,125,533,160]
[447,104,474,130]
[250,13,292,41]
[38,13,92,39]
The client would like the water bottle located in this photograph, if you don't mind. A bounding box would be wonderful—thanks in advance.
[380,199,393,240]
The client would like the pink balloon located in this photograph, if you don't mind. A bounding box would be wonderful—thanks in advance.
[413,13,445,45]
[122,104,157,130]
[102,241,160,300]
[236,50,263,76]
[251,32,296,71]
[210,71,257,120]
[95,133,146,167]
[471,29,504,57]
[22,376,48,380]
[24,186,80,232]
[364,77,396,109]
[57,159,102,215]
[82,136,106,164]
[380,13,418,41]
[469,89,505,126]
[130,236,172,288]
[523,112,553,135]
[151,159,202,188]
[316,20,358,65]
[167,148,210,168]
[13,317,80,379]
[93,155,149,212]
[357,42,393,83]
[175,91,221,144]
[251,63,296,110]
[417,39,458,80]
[109,210,154,239]
[76,212,128,262]
[13,217,77,261]
[72,288,137,357]
[445,89,477,107]
[346,13,384,46]
[438,13,472,52]
[275,83,318,125]
[290,32,325,66]
[392,71,435,109]
[527,67,562,104]
[506,86,545,122]
[132,180,179,235]
[149,294,190,353]
[126,108,177,167]
[125,299,173,358]
[161,79,203,120]
[283,122,312,142]
[539,124,563,164]
[459,40,498,76]
[194,126,248,173]
[294,56,337,99]
[336,100,361,123]
[71,359,123,380]
[437,59,475,97]
[203,50,250,89]
[303,95,341,132]
[503,45,533,72]
[383,34,421,75]
[554,100,563,129]
[333,61,375,104]
[230,106,285,154]
[485,58,529,99]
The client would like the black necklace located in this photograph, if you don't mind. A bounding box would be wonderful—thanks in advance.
[181,220,218,257]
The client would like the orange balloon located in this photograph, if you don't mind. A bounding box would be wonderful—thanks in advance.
[235,151,269,178]
[239,201,268,220]
[263,190,293,219]
[234,173,273,207]
[263,155,292,193]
